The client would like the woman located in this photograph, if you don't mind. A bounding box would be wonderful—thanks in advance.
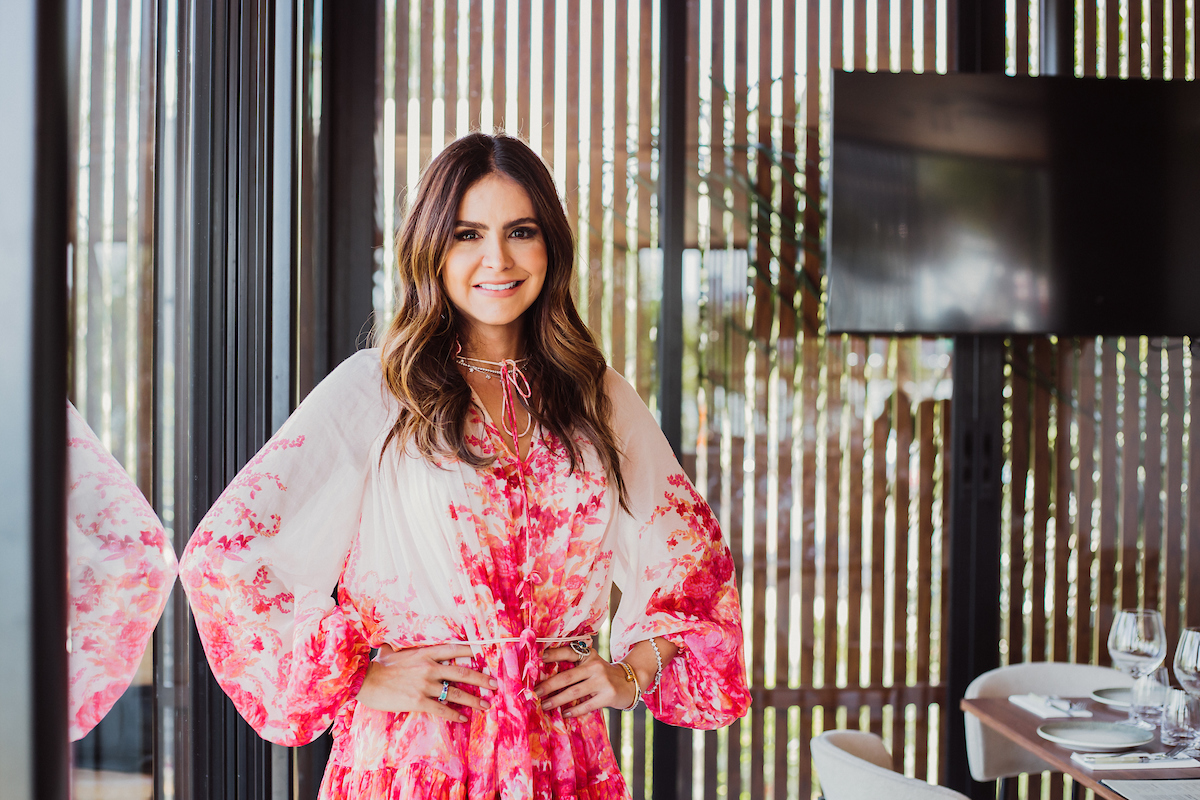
[180,133,749,799]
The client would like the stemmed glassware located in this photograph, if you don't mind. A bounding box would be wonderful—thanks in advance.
[1108,609,1168,729]
[1172,627,1200,753]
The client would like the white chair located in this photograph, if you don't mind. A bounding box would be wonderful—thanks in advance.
[812,730,970,800]
[965,662,1133,796]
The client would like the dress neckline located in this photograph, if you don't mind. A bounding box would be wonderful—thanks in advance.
[468,387,539,466]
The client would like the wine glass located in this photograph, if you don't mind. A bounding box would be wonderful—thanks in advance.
[1173,628,1200,754]
[1108,609,1167,729]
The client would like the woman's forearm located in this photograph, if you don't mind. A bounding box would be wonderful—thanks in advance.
[622,637,679,693]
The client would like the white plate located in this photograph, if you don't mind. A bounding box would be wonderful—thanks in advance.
[1090,687,1134,708]
[1036,721,1154,752]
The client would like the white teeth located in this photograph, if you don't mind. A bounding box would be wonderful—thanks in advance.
[477,281,519,290]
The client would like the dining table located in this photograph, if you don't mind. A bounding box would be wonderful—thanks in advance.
[961,696,1200,800]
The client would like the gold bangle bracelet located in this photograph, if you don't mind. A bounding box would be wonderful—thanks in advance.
[615,661,641,711]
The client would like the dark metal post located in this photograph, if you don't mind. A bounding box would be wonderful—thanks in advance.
[655,0,687,798]
[943,0,1008,792]
[658,3,686,480]
[945,336,1006,797]
[325,0,379,365]
[956,0,1007,73]
[0,1,69,798]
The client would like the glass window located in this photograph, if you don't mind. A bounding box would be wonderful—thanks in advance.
[67,1,159,798]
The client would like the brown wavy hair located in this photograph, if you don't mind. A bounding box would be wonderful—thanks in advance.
[378,132,628,510]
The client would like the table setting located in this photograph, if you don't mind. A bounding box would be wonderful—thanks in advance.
[1013,610,1200,772]
[962,609,1200,800]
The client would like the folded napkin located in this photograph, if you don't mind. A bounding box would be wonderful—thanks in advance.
[1071,752,1200,770]
[1009,693,1094,718]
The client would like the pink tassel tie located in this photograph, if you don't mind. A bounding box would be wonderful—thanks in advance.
[497,359,533,454]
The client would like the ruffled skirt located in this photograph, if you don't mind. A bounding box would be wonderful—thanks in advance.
[316,699,632,800]
[319,761,629,800]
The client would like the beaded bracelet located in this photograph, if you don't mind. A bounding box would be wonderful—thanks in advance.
[615,661,642,711]
[647,637,663,694]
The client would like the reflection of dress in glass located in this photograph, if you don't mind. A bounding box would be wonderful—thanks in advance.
[180,351,750,799]
[67,401,178,741]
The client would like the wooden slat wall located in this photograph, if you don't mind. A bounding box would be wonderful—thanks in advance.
[1013,0,1197,76]
[376,1,956,798]
[1002,6,1195,799]
[688,0,957,764]
[687,0,953,794]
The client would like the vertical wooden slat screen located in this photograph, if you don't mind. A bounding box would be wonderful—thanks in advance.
[1000,2,1196,796]
[1074,342,1097,662]
[683,0,954,792]
[1189,373,1200,631]
[1165,344,1185,642]
[1099,345,1120,654]
[374,1,955,797]
[1052,346,1072,665]
[1146,350,1164,611]
[891,388,912,772]
[916,399,936,778]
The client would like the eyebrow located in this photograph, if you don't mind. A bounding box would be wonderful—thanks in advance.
[454,217,540,230]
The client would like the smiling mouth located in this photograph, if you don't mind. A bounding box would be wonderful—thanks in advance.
[475,280,523,291]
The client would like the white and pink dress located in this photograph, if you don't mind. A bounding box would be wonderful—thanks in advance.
[180,350,749,800]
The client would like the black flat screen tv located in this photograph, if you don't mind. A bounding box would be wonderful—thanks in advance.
[827,72,1200,336]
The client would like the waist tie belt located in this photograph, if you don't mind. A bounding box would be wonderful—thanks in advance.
[443,629,594,700]
[446,633,594,646]
[439,627,596,798]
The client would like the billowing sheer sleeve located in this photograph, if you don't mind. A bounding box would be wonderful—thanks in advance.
[67,401,178,742]
[606,370,751,729]
[179,351,393,746]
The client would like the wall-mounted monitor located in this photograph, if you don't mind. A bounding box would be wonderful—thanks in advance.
[827,72,1200,336]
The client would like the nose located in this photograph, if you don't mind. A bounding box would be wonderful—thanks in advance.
[480,233,512,271]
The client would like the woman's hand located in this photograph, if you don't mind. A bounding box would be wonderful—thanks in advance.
[537,637,679,719]
[535,646,637,718]
[357,643,498,723]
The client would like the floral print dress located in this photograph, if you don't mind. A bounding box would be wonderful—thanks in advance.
[67,401,178,741]
[179,349,750,800]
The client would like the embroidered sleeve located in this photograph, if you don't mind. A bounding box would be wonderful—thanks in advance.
[67,401,178,742]
[606,370,751,729]
[179,351,392,746]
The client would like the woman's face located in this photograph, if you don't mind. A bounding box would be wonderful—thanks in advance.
[442,172,548,346]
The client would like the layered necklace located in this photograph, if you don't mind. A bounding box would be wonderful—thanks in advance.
[454,346,535,443]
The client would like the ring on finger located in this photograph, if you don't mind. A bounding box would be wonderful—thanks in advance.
[437,680,450,703]
[569,640,592,663]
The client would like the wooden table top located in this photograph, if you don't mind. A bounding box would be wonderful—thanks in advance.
[962,697,1200,800]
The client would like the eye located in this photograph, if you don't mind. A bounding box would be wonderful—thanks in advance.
[510,226,539,239]
[454,229,479,241]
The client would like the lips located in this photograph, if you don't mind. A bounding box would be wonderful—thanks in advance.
[474,280,523,291]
